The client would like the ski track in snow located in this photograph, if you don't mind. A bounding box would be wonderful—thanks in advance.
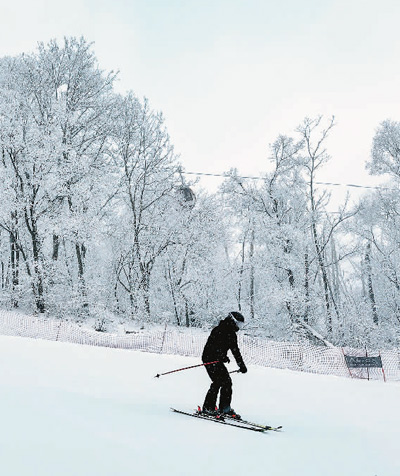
[0,335,399,476]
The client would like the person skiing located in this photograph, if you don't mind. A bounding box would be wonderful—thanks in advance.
[201,311,247,419]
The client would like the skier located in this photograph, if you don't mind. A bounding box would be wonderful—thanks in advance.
[201,311,247,419]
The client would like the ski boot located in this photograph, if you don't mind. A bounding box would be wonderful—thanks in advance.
[197,406,220,418]
[220,407,241,420]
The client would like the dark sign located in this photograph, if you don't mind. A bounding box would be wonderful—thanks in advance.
[344,355,383,369]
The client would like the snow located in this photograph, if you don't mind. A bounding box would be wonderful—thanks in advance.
[0,335,399,476]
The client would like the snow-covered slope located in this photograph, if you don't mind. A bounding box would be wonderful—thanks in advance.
[0,335,398,476]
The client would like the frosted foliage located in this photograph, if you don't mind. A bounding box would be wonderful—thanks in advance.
[0,38,399,349]
[369,120,400,177]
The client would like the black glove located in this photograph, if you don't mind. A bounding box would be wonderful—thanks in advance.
[222,355,230,363]
[239,363,247,374]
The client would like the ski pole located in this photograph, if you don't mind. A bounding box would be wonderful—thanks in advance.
[229,369,241,374]
[154,360,219,378]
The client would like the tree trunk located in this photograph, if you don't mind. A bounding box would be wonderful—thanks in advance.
[283,237,297,322]
[304,250,310,323]
[365,243,378,325]
[10,231,19,308]
[167,264,181,326]
[75,242,88,308]
[140,270,151,320]
[238,235,246,311]
[9,212,20,307]
[52,234,60,260]
[67,196,88,310]
[1,261,4,289]
[31,222,45,313]
[311,222,332,333]
[249,227,255,319]
[185,300,190,327]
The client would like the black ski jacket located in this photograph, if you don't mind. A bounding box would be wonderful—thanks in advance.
[202,317,245,368]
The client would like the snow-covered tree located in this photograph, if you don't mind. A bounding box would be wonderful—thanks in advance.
[106,93,181,321]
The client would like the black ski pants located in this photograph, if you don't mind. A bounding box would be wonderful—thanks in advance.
[203,362,232,412]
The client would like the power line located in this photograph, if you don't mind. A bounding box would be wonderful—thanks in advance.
[182,170,398,192]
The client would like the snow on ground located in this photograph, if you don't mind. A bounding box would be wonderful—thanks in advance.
[0,335,399,476]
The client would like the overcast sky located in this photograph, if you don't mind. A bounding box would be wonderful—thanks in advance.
[1,0,400,204]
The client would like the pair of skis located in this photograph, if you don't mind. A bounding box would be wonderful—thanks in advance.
[171,407,282,433]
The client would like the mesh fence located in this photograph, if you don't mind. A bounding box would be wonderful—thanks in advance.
[0,310,399,381]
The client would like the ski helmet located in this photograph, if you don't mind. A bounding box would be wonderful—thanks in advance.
[228,311,245,330]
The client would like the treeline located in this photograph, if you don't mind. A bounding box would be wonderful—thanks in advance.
[0,37,399,348]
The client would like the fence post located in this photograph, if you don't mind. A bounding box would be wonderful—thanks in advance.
[342,347,353,378]
[380,351,386,382]
[56,320,62,342]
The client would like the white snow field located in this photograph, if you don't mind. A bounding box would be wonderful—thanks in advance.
[0,335,398,476]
